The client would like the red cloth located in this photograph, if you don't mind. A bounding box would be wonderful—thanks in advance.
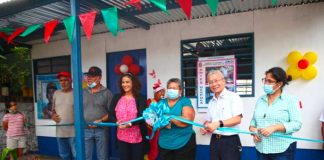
[146,98,160,160]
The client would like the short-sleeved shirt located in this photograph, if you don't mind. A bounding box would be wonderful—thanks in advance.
[319,112,324,122]
[205,88,243,135]
[53,90,75,137]
[115,96,142,143]
[2,113,26,137]
[250,92,302,154]
[158,97,194,150]
[83,86,113,122]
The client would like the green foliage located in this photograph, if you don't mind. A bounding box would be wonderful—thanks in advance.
[0,47,31,93]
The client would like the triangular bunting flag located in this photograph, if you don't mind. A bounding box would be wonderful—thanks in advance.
[63,16,76,43]
[79,11,96,41]
[149,0,168,14]
[8,27,26,44]
[101,7,120,37]
[124,0,142,11]
[205,0,219,16]
[177,0,192,19]
[0,32,9,41]
[44,20,59,44]
[0,28,14,34]
[20,24,43,37]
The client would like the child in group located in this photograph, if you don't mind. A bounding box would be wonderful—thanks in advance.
[2,99,27,159]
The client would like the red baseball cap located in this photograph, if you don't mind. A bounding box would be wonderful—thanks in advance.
[56,71,71,80]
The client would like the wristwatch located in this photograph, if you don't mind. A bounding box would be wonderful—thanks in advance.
[219,120,224,127]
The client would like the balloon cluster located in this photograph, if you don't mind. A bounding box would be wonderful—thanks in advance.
[286,51,318,80]
[114,55,141,75]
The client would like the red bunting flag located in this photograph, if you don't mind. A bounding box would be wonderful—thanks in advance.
[7,27,26,44]
[79,11,96,41]
[0,32,9,41]
[177,0,192,19]
[124,0,142,11]
[44,20,59,44]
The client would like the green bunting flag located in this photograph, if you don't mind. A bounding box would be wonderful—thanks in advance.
[205,0,219,16]
[0,28,14,34]
[272,0,277,7]
[149,0,169,14]
[20,24,43,37]
[63,16,76,43]
[101,7,120,37]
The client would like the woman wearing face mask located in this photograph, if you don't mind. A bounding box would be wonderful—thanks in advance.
[158,78,196,160]
[249,67,302,160]
[108,73,148,160]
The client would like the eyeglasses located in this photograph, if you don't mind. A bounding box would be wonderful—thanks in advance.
[262,78,277,84]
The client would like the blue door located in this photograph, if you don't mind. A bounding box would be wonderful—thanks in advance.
[106,49,147,159]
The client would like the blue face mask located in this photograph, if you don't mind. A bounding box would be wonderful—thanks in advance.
[263,84,280,95]
[263,84,274,94]
[88,82,97,88]
[166,89,179,100]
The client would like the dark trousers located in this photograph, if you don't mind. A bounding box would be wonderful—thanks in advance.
[256,142,297,160]
[159,134,196,160]
[210,134,242,160]
[118,140,144,160]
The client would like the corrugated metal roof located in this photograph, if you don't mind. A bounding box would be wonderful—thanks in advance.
[0,0,322,42]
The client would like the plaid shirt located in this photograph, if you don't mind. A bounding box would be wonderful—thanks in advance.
[250,92,302,154]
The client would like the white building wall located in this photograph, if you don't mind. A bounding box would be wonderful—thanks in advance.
[32,3,324,149]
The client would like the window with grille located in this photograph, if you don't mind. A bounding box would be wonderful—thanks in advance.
[33,55,71,101]
[33,56,71,75]
[181,33,254,97]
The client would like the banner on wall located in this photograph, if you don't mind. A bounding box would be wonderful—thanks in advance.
[35,74,60,120]
[197,55,236,113]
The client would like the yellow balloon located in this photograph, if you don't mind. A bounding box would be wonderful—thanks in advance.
[301,66,317,80]
[286,66,301,80]
[287,51,302,66]
[303,51,317,65]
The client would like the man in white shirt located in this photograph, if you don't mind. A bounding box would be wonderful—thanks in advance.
[200,70,243,160]
[320,112,324,149]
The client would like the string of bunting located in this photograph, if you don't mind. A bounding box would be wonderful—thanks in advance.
[0,0,226,45]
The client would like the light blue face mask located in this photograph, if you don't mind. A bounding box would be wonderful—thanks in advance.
[88,82,97,88]
[166,89,179,100]
[263,84,280,95]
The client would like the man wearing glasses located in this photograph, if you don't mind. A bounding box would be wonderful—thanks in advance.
[200,70,243,160]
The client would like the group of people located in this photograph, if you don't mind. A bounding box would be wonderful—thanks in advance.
[2,66,309,160]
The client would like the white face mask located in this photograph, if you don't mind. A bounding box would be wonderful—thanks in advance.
[88,82,97,88]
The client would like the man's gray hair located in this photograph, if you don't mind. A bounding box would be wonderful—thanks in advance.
[207,70,225,79]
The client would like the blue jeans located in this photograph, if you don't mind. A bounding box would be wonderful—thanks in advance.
[57,137,75,160]
[85,128,109,160]
[256,142,297,160]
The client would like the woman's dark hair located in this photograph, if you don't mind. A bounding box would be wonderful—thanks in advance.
[265,67,292,88]
[119,73,142,97]
[5,98,17,113]
[167,78,182,90]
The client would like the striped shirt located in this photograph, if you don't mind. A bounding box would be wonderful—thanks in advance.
[2,113,26,137]
[250,92,302,154]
